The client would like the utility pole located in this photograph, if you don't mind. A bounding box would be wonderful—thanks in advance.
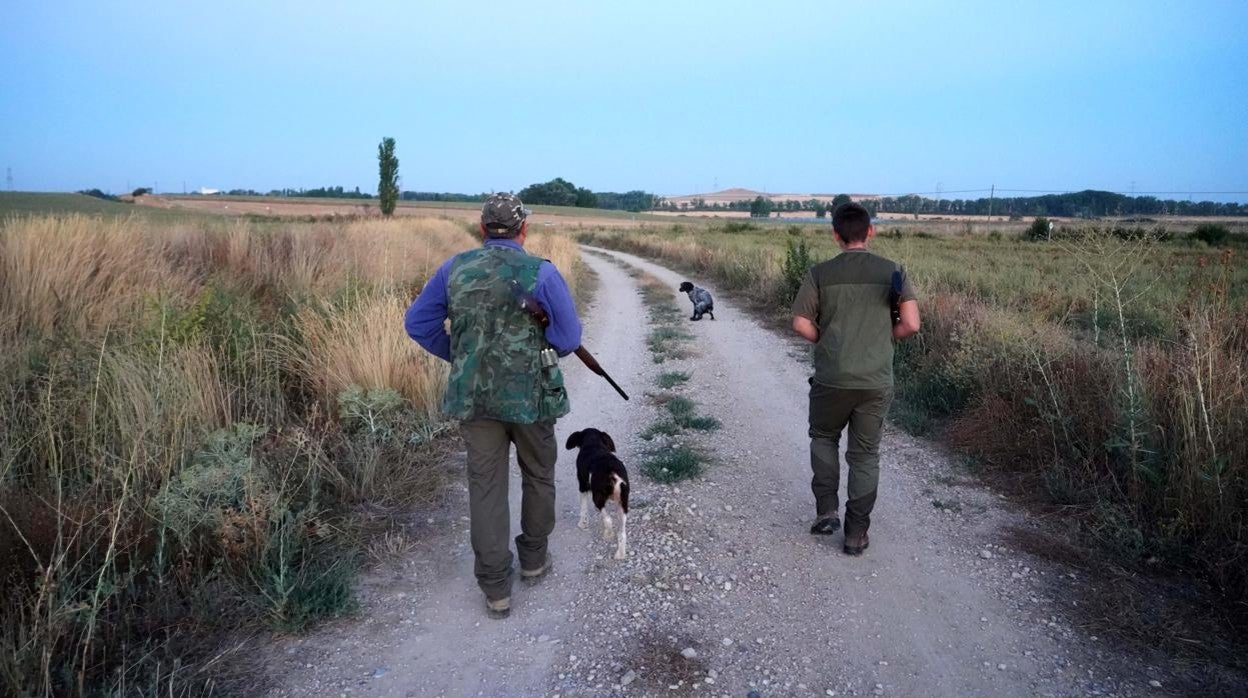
[987,183,995,221]
[935,181,942,214]
[5,167,12,191]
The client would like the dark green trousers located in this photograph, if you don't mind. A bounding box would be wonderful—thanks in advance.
[808,383,893,535]
[460,418,557,601]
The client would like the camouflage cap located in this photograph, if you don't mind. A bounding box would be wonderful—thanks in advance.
[481,192,530,233]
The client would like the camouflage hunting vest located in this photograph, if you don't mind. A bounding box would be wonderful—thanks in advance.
[442,246,570,423]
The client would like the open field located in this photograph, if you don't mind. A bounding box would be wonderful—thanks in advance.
[134,193,672,228]
[0,191,218,223]
[9,192,1241,237]
[579,221,1248,620]
[662,187,881,206]
[0,208,580,695]
[651,207,1248,234]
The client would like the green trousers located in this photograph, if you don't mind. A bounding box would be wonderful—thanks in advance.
[808,382,893,535]
[460,418,558,601]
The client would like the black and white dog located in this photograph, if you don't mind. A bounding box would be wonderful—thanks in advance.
[565,428,629,560]
[678,281,715,321]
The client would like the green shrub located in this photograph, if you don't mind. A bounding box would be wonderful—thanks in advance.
[656,371,690,388]
[640,421,681,440]
[647,325,693,362]
[658,395,721,431]
[246,509,357,632]
[682,415,722,431]
[640,446,704,482]
[337,386,406,437]
[1025,217,1051,241]
[1192,223,1230,247]
[154,423,269,548]
[78,188,120,201]
[721,221,759,234]
[664,396,697,421]
[781,237,813,305]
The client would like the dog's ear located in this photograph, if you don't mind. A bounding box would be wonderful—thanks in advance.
[565,430,583,450]
[600,431,616,452]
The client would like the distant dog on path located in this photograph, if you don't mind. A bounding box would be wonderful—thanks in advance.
[679,281,715,321]
[565,428,630,560]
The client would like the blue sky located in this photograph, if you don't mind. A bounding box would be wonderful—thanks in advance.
[2,1,1245,200]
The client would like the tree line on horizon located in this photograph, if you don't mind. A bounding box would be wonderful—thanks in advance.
[158,182,1246,218]
[874,190,1245,218]
[665,190,1246,218]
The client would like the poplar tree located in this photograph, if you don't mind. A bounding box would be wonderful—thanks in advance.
[377,137,399,217]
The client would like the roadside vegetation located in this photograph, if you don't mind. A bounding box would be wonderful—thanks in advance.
[0,212,578,695]
[579,222,1248,619]
[586,253,718,482]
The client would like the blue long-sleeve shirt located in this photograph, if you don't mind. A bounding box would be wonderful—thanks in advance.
[404,238,583,362]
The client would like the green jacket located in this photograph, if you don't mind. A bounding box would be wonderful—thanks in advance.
[792,249,915,389]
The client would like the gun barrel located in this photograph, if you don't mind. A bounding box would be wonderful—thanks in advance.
[575,346,629,400]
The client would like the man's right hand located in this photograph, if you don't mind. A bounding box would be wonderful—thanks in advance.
[792,315,819,343]
[892,301,921,339]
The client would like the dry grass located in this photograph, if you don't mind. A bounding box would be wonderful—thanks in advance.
[296,294,450,418]
[0,212,557,695]
[526,232,583,299]
[0,215,182,339]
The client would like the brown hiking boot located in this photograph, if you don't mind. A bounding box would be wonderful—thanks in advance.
[485,595,511,619]
[843,530,869,556]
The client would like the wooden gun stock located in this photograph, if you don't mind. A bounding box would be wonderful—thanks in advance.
[508,280,629,401]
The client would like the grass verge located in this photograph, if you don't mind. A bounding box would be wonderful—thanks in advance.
[656,371,691,389]
[640,446,705,483]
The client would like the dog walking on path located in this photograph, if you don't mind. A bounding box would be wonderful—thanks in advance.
[565,428,630,560]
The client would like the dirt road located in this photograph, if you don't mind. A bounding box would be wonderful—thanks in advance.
[264,247,1161,696]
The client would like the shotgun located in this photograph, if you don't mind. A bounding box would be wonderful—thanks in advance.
[508,280,630,401]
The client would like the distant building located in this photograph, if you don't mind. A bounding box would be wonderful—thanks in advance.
[198,187,220,196]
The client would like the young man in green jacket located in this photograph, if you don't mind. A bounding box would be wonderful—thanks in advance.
[790,202,921,555]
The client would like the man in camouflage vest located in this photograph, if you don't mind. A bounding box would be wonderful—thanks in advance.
[405,193,582,617]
